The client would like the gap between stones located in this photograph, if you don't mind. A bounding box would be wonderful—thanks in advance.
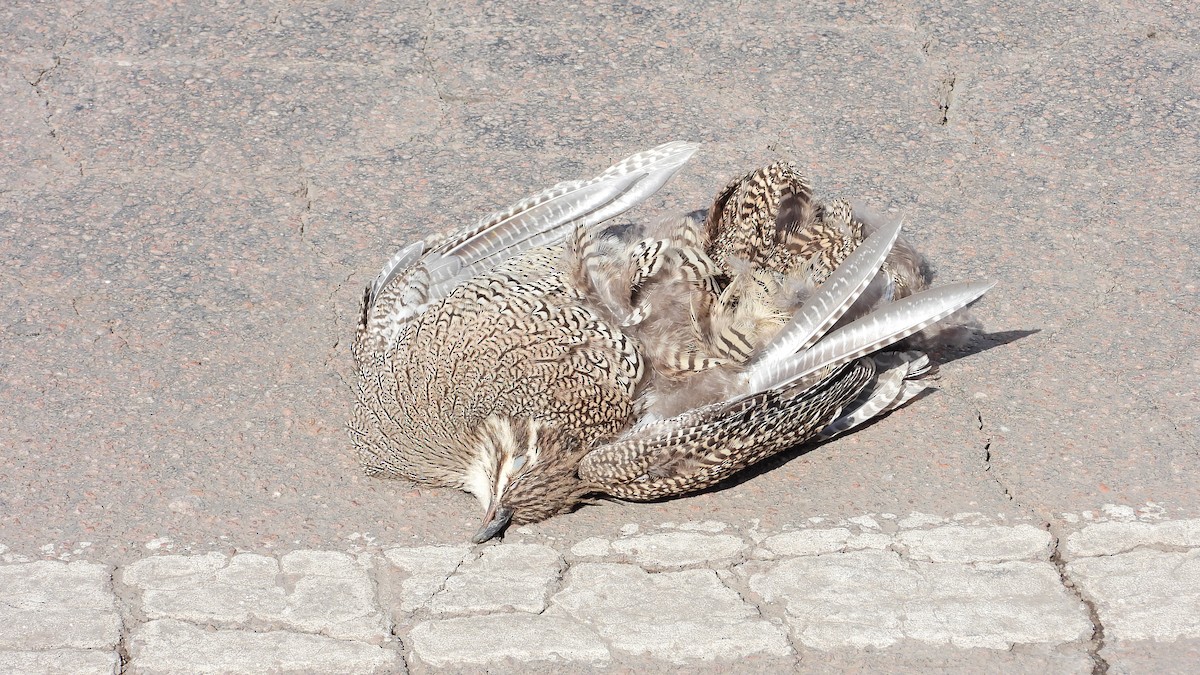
[975,407,1108,671]
[720,563,796,655]
[109,568,133,674]
[362,554,411,672]
[1049,532,1110,675]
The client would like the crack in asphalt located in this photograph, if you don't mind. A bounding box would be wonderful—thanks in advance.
[294,174,314,237]
[418,1,450,128]
[321,267,357,367]
[977,408,1016,505]
[976,406,1109,669]
[1112,350,1199,455]
[24,56,85,178]
[983,394,1113,673]
[937,72,957,126]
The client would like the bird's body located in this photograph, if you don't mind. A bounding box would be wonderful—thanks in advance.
[353,244,640,507]
[350,142,991,541]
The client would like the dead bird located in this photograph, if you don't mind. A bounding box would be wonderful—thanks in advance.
[349,142,991,542]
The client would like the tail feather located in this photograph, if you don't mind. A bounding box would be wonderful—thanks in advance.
[817,362,907,440]
[580,141,701,230]
[816,351,932,440]
[369,241,425,307]
[747,216,903,373]
[421,142,699,301]
[362,141,699,350]
[420,169,647,294]
[746,280,994,394]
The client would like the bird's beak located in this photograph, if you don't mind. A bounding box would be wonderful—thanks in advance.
[472,503,514,544]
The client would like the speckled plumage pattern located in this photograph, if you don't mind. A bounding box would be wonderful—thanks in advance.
[352,247,640,486]
[705,161,930,307]
[349,142,993,540]
[577,360,875,500]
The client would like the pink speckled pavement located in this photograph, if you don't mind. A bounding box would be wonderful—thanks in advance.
[2,1,1197,671]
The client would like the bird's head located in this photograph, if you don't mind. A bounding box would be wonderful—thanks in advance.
[464,416,593,543]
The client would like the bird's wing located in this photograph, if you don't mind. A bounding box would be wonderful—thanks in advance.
[360,141,699,348]
[739,212,992,395]
[579,360,875,500]
[743,280,993,394]
[746,216,903,371]
[582,215,994,500]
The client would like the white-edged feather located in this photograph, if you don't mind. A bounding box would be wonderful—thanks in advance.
[362,142,700,348]
[371,141,699,311]
[745,280,994,394]
[574,141,700,229]
[747,216,902,372]
[420,169,648,298]
[370,241,425,306]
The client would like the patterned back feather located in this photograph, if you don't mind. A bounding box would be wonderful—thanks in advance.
[357,142,699,352]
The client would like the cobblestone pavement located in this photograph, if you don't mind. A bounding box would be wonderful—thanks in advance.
[3,510,1199,673]
[3,0,1198,672]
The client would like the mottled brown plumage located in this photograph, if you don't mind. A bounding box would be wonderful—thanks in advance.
[351,245,638,531]
[349,143,992,542]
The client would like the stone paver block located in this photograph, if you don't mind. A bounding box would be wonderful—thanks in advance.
[0,649,120,675]
[128,619,400,674]
[1066,519,1200,557]
[759,528,890,557]
[785,642,1095,673]
[569,537,612,557]
[120,551,384,642]
[383,545,470,612]
[609,531,746,568]
[1101,637,1200,675]
[896,524,1053,563]
[430,543,562,614]
[0,561,120,650]
[899,513,948,529]
[409,613,610,668]
[551,562,791,663]
[675,520,729,532]
[119,552,229,590]
[748,550,1091,650]
[1067,549,1200,641]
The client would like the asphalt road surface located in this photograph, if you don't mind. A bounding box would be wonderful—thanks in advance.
[2,1,1197,672]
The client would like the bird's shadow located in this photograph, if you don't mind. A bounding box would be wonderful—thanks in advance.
[597,328,1040,506]
[932,328,1040,363]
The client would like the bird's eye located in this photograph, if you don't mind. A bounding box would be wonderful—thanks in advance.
[510,455,527,472]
